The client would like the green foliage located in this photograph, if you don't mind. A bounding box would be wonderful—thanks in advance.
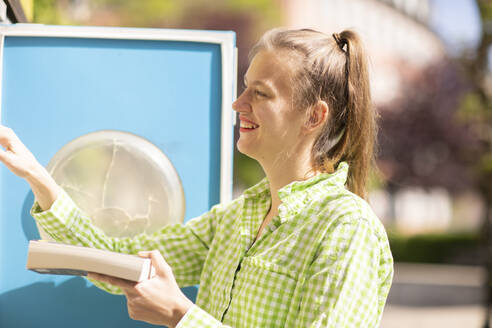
[33,0,64,24]
[90,0,181,27]
[458,90,492,188]
[478,152,492,175]
[32,0,282,30]
[233,150,264,189]
[226,0,282,30]
[367,165,386,191]
[388,231,481,265]
[478,0,492,22]
[458,91,489,123]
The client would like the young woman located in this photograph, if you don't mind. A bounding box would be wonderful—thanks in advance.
[0,28,393,327]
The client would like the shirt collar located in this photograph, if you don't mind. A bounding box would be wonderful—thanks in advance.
[278,161,348,197]
[243,176,270,199]
[242,162,349,220]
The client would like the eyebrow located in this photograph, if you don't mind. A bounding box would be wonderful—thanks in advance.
[243,77,273,90]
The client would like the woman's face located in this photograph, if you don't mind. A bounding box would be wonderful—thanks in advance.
[233,50,306,164]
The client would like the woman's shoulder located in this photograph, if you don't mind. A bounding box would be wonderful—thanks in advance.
[311,189,393,272]
[312,186,388,243]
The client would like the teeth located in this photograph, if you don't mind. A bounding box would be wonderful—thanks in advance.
[240,121,258,129]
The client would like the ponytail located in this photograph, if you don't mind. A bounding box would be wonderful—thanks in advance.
[250,28,377,199]
[331,30,375,199]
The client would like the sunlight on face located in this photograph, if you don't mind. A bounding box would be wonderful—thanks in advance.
[232,50,306,164]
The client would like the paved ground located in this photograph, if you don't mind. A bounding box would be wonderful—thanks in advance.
[379,263,488,327]
[381,305,485,327]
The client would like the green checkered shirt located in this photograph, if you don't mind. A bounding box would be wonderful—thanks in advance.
[31,162,393,327]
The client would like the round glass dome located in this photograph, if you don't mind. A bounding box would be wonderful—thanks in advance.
[37,130,185,239]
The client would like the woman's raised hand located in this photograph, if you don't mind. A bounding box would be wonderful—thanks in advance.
[0,125,60,211]
[0,125,43,178]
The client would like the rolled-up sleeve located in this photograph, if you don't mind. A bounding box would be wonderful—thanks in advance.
[176,304,228,328]
[30,188,226,294]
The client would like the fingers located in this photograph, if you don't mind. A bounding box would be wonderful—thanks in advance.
[0,148,10,162]
[87,272,137,291]
[138,250,168,276]
[0,125,29,152]
[0,125,42,178]
[0,149,15,172]
[0,147,18,171]
[0,125,14,149]
[0,125,23,159]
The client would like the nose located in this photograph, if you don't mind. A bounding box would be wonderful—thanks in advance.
[232,90,251,113]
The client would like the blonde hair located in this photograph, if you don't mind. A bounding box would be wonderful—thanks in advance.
[249,28,376,199]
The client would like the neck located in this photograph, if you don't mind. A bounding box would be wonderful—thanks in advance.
[259,145,315,215]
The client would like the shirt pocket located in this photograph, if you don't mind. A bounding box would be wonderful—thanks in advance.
[223,257,299,327]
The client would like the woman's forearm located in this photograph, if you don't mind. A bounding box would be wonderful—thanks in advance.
[26,164,60,211]
[0,125,60,211]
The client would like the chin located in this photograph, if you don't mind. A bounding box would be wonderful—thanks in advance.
[236,140,258,160]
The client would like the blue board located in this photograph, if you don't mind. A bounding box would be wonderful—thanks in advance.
[0,25,235,328]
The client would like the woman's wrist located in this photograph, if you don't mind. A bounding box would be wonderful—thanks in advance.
[169,296,194,328]
[26,164,60,211]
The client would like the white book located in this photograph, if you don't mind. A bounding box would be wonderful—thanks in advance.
[26,240,153,282]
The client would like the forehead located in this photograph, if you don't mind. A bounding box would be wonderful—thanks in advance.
[245,50,297,91]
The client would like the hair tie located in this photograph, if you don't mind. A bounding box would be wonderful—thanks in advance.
[327,128,346,151]
[332,33,347,52]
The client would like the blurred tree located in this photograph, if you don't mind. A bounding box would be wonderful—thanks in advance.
[457,0,492,326]
[33,0,65,24]
[378,60,481,193]
[378,0,492,320]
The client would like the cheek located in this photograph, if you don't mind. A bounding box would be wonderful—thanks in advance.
[280,108,306,134]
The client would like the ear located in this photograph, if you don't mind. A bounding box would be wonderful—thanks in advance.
[304,100,329,132]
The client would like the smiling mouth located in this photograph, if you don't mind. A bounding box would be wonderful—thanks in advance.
[239,121,259,130]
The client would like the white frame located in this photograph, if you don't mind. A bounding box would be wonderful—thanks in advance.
[0,24,237,204]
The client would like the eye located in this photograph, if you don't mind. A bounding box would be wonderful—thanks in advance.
[254,89,267,97]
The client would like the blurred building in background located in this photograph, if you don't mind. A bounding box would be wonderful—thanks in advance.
[283,0,444,104]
